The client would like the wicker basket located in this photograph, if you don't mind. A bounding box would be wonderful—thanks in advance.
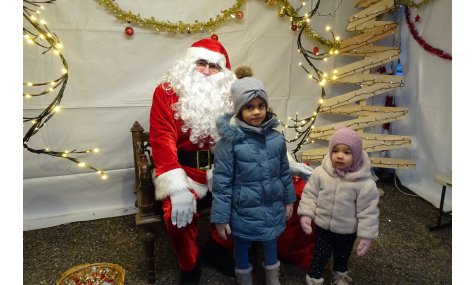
[56,262,125,285]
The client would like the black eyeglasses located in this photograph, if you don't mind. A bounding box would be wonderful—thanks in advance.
[195,59,222,73]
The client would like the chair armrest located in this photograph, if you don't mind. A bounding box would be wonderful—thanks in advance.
[137,154,157,217]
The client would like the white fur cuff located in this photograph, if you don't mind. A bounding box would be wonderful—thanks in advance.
[154,168,189,200]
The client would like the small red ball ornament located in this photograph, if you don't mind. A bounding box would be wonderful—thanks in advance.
[211,34,219,41]
[291,24,298,31]
[125,26,134,37]
[313,47,319,55]
[236,10,244,19]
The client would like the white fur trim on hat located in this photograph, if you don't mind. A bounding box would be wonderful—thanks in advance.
[186,47,227,70]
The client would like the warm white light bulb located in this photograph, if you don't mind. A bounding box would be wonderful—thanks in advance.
[78,162,85,167]
[93,148,99,153]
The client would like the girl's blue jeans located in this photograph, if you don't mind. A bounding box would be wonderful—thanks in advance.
[233,236,278,269]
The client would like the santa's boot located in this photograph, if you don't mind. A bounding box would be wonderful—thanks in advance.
[201,238,235,277]
[235,266,253,285]
[264,261,281,285]
[179,263,201,285]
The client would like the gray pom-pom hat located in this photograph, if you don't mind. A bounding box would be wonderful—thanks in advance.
[231,76,268,114]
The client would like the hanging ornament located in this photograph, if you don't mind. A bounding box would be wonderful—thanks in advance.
[278,6,285,17]
[125,26,134,37]
[211,34,219,40]
[415,14,420,22]
[291,24,298,31]
[313,47,319,55]
[236,10,244,20]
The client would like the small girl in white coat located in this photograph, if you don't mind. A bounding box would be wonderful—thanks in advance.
[298,126,379,285]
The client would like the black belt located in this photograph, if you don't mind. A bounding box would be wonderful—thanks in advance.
[178,150,214,170]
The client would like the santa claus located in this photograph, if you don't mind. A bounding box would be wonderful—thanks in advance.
[149,37,236,285]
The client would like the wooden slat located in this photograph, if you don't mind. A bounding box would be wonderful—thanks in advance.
[320,83,400,112]
[340,45,399,57]
[308,112,408,140]
[332,73,404,86]
[321,105,408,116]
[347,0,394,31]
[356,0,382,8]
[329,49,400,79]
[339,23,397,53]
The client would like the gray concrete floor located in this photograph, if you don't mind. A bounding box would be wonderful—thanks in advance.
[24,177,451,285]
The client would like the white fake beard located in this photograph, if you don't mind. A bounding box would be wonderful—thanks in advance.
[172,70,233,146]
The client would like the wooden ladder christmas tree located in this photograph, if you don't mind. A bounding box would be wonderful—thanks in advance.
[300,0,415,170]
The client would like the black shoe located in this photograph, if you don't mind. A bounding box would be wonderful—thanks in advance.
[179,264,201,285]
[200,238,235,277]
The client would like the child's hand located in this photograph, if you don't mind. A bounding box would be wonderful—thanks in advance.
[285,204,293,220]
[215,223,231,240]
[300,216,313,235]
[357,238,372,256]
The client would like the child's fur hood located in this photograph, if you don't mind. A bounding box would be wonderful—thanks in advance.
[216,112,279,143]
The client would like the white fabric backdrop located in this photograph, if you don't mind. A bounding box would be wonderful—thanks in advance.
[23,0,452,230]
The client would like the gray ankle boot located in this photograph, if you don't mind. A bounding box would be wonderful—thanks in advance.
[235,266,253,285]
[264,261,281,285]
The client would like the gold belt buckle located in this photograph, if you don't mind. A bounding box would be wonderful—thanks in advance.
[196,150,212,170]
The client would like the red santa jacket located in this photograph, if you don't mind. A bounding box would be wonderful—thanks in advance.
[149,83,211,200]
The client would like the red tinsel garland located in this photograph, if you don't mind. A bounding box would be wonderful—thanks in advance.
[404,5,452,61]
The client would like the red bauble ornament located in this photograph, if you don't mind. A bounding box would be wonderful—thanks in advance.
[211,34,219,40]
[291,24,297,31]
[313,47,319,55]
[125,26,134,37]
[236,10,244,19]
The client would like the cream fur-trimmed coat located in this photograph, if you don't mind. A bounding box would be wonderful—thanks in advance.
[297,151,379,239]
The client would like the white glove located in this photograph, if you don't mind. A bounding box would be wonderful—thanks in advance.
[170,190,197,228]
[287,152,313,180]
[289,161,314,180]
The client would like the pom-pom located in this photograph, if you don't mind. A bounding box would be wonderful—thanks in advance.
[234,65,253,79]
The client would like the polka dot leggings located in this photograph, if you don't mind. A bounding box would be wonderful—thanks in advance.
[308,225,357,279]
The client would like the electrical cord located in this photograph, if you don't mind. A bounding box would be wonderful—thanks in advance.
[393,172,419,197]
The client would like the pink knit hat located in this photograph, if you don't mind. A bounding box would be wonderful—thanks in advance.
[328,126,363,172]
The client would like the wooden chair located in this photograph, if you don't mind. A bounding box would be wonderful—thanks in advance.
[130,121,213,284]
[130,121,162,284]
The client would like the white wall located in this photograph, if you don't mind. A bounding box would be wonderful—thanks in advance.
[23,0,452,230]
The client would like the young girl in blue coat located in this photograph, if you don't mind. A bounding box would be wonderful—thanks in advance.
[211,66,296,285]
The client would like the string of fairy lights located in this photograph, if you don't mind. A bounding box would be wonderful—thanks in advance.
[23,0,107,179]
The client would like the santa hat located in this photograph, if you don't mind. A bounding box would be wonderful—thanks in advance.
[329,126,363,172]
[185,37,231,70]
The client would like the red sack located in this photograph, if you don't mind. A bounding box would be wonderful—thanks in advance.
[277,177,316,269]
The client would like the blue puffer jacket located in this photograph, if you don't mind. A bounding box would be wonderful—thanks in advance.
[211,113,296,241]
